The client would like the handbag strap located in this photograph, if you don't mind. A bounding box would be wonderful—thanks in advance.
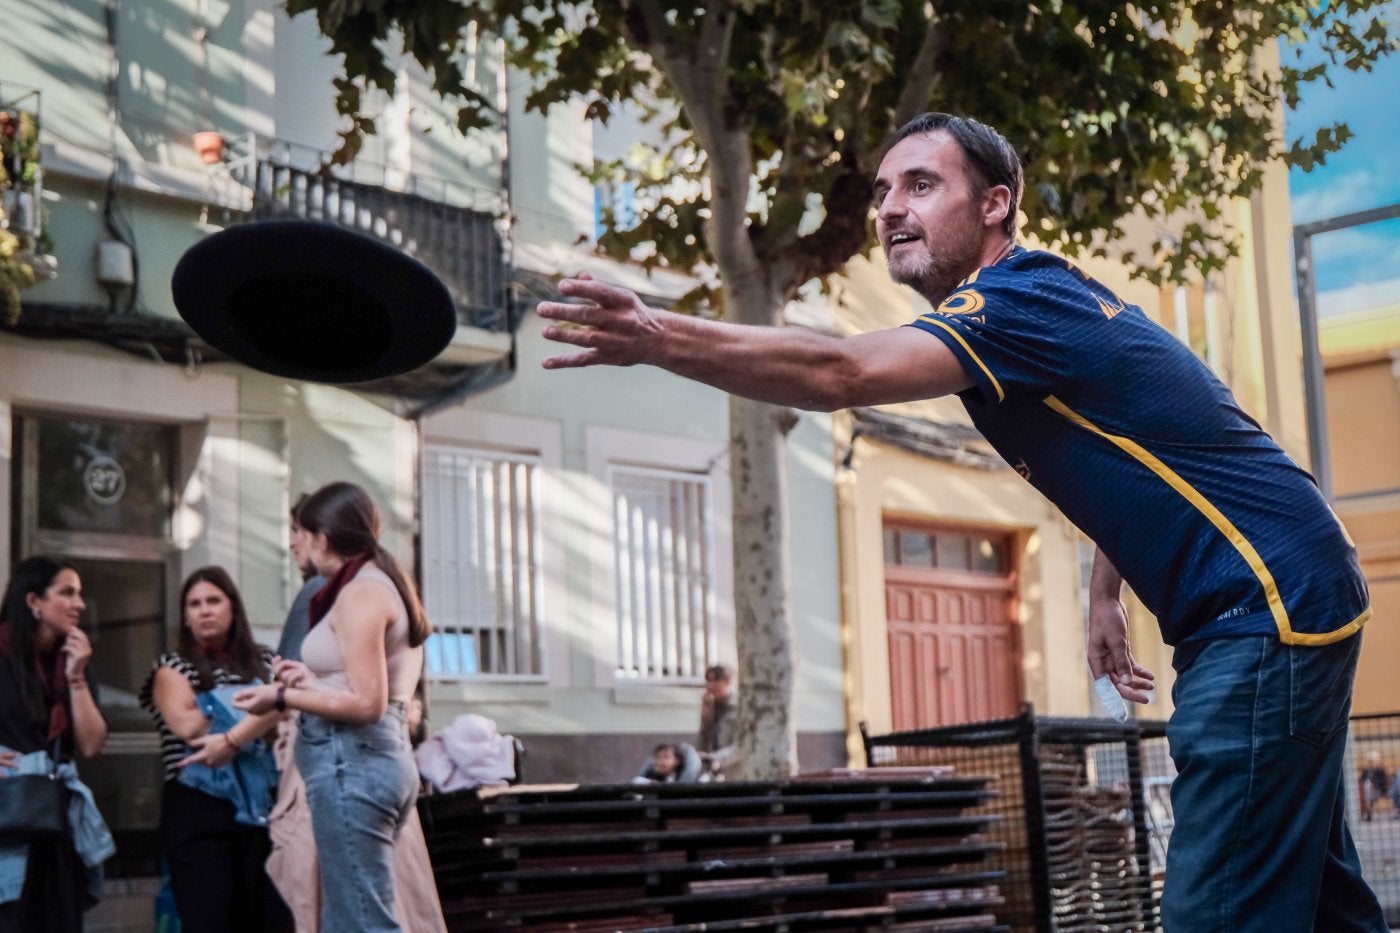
[46,736,63,780]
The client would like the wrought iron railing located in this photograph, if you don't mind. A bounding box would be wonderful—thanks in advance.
[229,141,511,335]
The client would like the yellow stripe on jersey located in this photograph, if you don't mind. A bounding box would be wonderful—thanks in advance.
[916,316,1005,402]
[1043,396,1370,644]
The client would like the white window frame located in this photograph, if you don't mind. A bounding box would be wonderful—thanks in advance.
[610,463,716,682]
[586,426,734,689]
[421,445,544,681]
[420,410,561,684]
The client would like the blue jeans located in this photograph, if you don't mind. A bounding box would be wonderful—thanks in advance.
[1165,635,1385,932]
[295,704,418,933]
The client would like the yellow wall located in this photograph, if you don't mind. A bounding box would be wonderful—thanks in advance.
[1322,304,1400,713]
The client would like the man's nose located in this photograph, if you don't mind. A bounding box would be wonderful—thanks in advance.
[876,195,904,225]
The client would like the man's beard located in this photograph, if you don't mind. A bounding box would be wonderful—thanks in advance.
[886,234,983,306]
[884,201,985,303]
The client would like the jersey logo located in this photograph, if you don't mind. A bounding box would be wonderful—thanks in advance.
[938,289,985,315]
[1062,256,1127,319]
[1094,293,1126,319]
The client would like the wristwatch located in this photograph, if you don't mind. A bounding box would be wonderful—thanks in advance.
[274,685,287,712]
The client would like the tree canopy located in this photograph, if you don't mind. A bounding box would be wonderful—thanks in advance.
[290,0,1396,293]
[288,0,1396,779]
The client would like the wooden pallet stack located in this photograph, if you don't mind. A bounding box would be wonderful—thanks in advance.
[418,775,1011,932]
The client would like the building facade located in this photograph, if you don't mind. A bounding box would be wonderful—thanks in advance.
[0,2,846,909]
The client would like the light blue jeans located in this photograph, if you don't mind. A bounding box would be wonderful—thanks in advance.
[295,703,418,933]
[1164,634,1385,932]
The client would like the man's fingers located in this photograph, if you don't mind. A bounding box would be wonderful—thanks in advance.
[557,276,637,307]
[1119,684,1154,704]
[1112,667,1155,704]
[541,323,599,348]
[536,300,593,327]
[538,278,644,327]
[541,350,602,370]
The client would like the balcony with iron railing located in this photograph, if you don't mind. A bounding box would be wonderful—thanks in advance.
[223,133,518,411]
[10,126,519,413]
[227,133,511,333]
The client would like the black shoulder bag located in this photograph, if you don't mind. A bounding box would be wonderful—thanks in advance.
[0,739,70,843]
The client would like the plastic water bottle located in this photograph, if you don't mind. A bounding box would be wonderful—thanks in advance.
[1094,674,1130,723]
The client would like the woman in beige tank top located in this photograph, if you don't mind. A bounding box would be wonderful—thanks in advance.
[234,482,435,933]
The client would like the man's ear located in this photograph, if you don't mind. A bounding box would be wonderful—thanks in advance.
[984,185,1011,230]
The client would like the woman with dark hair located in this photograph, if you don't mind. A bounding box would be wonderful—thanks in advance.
[235,481,435,932]
[139,566,289,933]
[0,555,109,932]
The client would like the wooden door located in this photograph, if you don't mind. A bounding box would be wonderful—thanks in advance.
[884,523,1021,730]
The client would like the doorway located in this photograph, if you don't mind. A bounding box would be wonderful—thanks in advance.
[883,521,1022,730]
[11,411,178,870]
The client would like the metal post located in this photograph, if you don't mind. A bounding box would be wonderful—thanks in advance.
[1016,707,1055,932]
[1292,229,1332,499]
[1291,202,1400,503]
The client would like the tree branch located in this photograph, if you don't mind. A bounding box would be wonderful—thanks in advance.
[626,0,769,320]
[893,16,948,126]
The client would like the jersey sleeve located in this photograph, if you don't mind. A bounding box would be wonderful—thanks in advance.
[907,261,1103,404]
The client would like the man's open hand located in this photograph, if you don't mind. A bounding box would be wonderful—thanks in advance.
[538,276,667,369]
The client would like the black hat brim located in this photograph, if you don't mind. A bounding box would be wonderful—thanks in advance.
[172,220,457,384]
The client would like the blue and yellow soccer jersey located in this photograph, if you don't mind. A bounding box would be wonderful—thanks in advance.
[908,246,1369,648]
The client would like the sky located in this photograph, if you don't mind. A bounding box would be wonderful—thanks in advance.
[1285,4,1400,317]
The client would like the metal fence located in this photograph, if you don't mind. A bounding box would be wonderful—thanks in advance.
[1349,712,1400,925]
[863,707,1172,933]
[865,708,1400,931]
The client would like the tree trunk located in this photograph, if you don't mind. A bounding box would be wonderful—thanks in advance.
[729,392,798,779]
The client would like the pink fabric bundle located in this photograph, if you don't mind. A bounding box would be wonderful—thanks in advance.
[415,713,516,792]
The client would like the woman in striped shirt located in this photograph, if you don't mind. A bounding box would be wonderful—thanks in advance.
[139,566,290,933]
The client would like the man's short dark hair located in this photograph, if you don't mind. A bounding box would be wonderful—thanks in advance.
[888,113,1023,237]
[704,664,731,682]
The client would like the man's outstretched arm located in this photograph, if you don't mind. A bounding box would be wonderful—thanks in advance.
[538,277,972,411]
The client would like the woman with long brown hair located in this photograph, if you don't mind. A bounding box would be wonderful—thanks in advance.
[140,566,289,933]
[0,555,108,932]
[235,481,433,932]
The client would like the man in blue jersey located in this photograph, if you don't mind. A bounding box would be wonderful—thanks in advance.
[536,112,1381,931]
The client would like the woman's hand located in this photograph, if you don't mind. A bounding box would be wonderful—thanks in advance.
[0,749,19,773]
[232,683,280,715]
[273,659,313,688]
[177,732,239,769]
[62,627,94,680]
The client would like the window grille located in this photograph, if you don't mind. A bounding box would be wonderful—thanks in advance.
[422,446,542,678]
[611,465,715,681]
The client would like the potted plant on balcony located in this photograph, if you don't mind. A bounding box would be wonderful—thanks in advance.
[1,106,54,325]
[192,130,224,164]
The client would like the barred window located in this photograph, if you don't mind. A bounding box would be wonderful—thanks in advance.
[611,465,716,681]
[421,446,543,679]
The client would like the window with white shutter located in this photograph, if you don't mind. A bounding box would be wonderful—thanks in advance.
[610,465,716,681]
[421,445,543,679]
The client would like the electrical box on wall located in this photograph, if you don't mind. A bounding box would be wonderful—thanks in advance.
[96,239,134,287]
